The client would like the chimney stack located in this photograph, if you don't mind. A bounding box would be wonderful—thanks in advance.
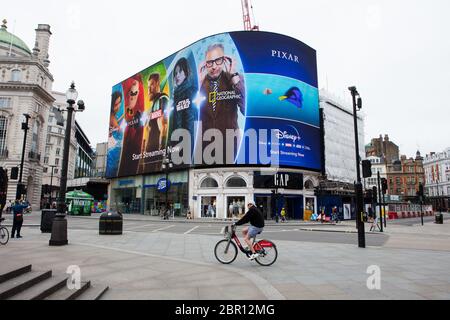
[35,24,51,66]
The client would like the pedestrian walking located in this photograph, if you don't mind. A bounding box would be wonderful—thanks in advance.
[280,207,287,222]
[11,200,28,239]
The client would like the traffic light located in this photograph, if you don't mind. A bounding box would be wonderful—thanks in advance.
[362,160,372,178]
[372,186,378,203]
[11,167,19,180]
[381,178,388,195]
[418,183,424,198]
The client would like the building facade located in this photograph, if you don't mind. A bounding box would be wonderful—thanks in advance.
[317,89,365,219]
[365,155,387,191]
[386,152,425,201]
[365,134,399,164]
[107,31,323,220]
[0,20,54,209]
[423,148,450,212]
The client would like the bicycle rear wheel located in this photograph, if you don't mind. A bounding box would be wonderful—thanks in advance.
[214,240,238,264]
[0,227,9,245]
[254,240,278,266]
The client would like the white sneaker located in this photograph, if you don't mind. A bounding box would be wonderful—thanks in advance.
[249,253,260,261]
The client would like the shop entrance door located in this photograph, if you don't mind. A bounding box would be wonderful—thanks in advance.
[255,196,272,220]
[285,196,303,220]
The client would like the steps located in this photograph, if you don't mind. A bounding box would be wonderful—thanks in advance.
[0,265,109,300]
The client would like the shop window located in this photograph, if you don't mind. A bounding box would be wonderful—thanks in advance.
[227,197,245,218]
[200,177,218,188]
[226,177,246,188]
[201,196,216,218]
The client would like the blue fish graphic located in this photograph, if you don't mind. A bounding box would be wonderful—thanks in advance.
[279,87,303,108]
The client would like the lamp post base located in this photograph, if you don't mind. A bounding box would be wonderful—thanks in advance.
[49,215,68,246]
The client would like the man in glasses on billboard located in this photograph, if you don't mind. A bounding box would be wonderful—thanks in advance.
[198,43,245,164]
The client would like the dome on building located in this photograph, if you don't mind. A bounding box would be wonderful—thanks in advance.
[0,19,32,56]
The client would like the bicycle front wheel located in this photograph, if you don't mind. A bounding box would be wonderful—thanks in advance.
[214,240,238,264]
[0,227,9,245]
[255,240,278,266]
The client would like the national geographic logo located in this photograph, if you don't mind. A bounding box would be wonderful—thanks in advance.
[209,91,217,104]
[209,91,241,104]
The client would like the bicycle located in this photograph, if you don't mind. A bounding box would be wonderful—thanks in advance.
[214,224,278,266]
[0,218,9,245]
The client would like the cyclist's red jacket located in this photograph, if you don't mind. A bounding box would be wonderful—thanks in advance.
[235,206,265,228]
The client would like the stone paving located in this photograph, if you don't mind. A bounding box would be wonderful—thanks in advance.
[1,218,450,300]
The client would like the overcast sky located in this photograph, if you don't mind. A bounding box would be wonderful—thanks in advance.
[4,0,450,157]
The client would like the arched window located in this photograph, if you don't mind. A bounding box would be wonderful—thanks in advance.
[11,69,21,82]
[226,177,247,188]
[304,180,315,190]
[0,116,8,156]
[200,177,219,188]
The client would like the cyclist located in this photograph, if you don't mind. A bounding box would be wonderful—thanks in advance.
[234,201,265,261]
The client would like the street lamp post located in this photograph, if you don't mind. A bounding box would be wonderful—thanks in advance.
[161,148,173,220]
[49,82,85,246]
[16,114,31,201]
[48,165,57,208]
[349,86,365,248]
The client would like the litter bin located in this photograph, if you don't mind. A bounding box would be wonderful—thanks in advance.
[99,211,123,235]
[435,213,444,224]
[41,209,57,233]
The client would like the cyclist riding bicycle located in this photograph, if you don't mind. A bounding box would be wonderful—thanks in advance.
[234,201,265,261]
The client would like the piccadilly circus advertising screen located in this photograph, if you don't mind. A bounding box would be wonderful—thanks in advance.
[106,31,321,179]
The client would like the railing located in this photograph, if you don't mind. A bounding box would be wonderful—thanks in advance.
[0,148,8,159]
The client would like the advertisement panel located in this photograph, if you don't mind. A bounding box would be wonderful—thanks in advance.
[106,31,320,178]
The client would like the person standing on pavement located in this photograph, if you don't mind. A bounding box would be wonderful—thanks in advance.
[11,200,29,239]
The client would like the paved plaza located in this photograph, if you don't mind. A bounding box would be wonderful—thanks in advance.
[1,212,450,300]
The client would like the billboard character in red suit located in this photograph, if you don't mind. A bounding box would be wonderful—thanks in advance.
[118,75,144,177]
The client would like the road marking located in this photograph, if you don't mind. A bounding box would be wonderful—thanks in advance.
[126,223,156,231]
[152,225,175,232]
[184,226,200,234]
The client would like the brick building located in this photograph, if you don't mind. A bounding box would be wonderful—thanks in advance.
[386,151,425,201]
[366,134,399,164]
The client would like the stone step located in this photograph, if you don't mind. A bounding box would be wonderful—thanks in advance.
[76,284,109,300]
[0,270,52,300]
[45,281,91,300]
[0,265,32,284]
[8,275,69,300]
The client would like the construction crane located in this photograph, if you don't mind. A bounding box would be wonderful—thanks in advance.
[241,0,259,31]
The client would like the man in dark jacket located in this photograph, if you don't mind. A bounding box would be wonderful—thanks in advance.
[235,201,265,260]
[11,200,29,239]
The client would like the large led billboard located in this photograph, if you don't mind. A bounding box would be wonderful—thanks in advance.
[107,31,320,178]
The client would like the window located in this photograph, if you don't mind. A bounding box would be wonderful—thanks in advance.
[0,116,8,153]
[31,120,40,154]
[200,177,219,188]
[43,167,48,173]
[0,97,11,109]
[45,146,50,155]
[11,70,21,82]
[44,157,49,164]
[54,168,59,174]
[57,138,62,146]
[55,158,59,166]
[226,177,247,188]
[49,116,54,124]
[56,148,60,156]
